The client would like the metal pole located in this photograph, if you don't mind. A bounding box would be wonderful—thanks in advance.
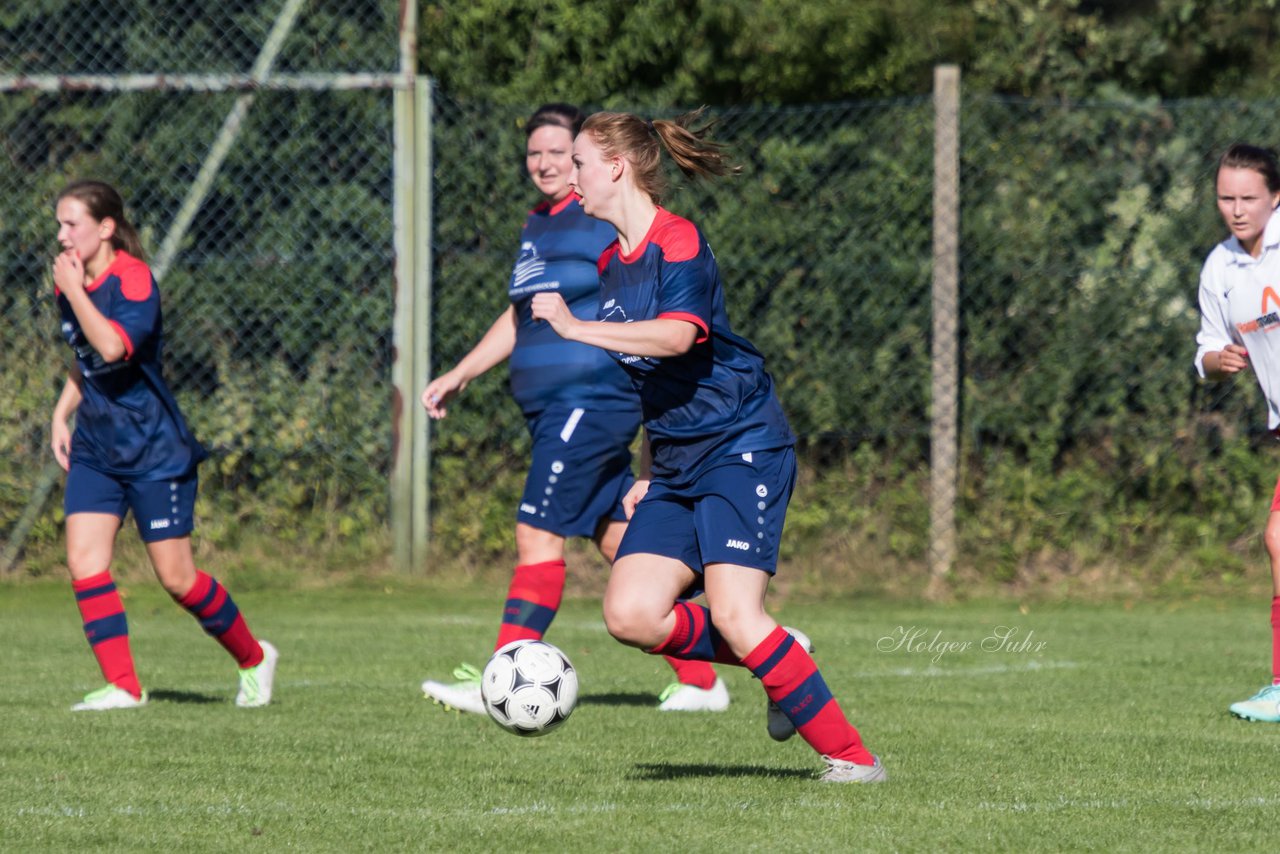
[411,77,434,572]
[390,0,419,572]
[928,64,960,599]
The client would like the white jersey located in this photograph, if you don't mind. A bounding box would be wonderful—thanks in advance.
[1195,209,1280,429]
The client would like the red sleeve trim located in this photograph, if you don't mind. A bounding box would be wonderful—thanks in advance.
[109,320,136,359]
[658,311,709,344]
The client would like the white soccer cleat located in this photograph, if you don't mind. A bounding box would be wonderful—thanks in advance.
[820,755,887,784]
[71,684,148,712]
[657,676,731,712]
[767,626,813,741]
[422,663,486,715]
[1229,683,1280,722]
[236,640,279,708]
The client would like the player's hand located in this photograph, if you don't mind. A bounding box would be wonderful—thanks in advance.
[530,292,576,339]
[421,372,465,419]
[52,249,85,296]
[51,419,72,471]
[1215,344,1250,375]
[622,479,650,520]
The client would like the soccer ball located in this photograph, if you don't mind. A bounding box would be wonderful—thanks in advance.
[480,639,579,737]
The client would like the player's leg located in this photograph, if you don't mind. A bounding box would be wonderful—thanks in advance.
[1229,497,1280,722]
[135,474,276,707]
[64,464,145,711]
[500,522,568,647]
[66,510,146,710]
[596,509,725,711]
[703,563,883,782]
[423,408,582,713]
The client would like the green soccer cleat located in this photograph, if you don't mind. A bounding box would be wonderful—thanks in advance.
[236,640,279,708]
[71,684,148,712]
[422,663,485,715]
[657,676,730,712]
[1229,683,1280,722]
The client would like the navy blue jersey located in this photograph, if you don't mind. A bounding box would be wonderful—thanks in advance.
[596,208,794,479]
[508,193,639,416]
[57,251,207,479]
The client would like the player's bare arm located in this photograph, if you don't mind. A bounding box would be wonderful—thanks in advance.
[529,292,697,357]
[1203,343,1250,378]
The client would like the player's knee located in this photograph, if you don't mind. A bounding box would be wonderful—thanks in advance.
[1266,522,1280,562]
[66,548,108,579]
[601,599,654,649]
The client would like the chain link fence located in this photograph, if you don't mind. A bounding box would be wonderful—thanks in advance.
[1,1,401,568]
[2,2,1275,585]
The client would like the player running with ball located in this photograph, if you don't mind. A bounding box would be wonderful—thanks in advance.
[530,109,885,783]
[420,104,728,715]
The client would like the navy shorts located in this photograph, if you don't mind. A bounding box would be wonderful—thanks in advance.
[518,405,639,539]
[616,445,797,574]
[64,464,198,543]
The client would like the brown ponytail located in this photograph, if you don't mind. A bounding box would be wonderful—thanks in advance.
[580,107,741,204]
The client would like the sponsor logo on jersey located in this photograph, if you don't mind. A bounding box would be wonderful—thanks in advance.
[1238,286,1280,334]
[725,539,751,551]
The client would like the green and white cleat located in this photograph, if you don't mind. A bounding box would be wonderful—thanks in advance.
[658,676,730,712]
[820,755,887,784]
[236,640,279,708]
[422,663,485,715]
[1229,684,1280,722]
[71,684,148,712]
[767,626,813,741]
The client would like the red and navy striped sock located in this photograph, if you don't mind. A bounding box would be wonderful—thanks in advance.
[72,571,142,699]
[743,626,875,765]
[648,601,740,665]
[494,560,565,650]
[663,656,718,689]
[176,571,264,668]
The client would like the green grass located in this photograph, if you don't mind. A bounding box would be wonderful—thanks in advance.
[2,579,1278,851]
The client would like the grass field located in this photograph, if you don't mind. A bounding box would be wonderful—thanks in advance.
[3,578,1278,851]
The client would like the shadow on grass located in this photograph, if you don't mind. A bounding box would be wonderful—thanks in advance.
[579,691,656,707]
[631,762,813,781]
[149,689,223,705]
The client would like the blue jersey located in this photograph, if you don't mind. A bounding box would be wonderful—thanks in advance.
[57,251,207,479]
[507,193,638,416]
[596,208,794,479]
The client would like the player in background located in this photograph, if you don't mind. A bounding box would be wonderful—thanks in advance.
[530,109,886,783]
[419,103,728,714]
[50,180,277,711]
[1195,143,1280,722]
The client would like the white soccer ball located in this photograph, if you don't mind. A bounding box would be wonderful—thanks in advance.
[481,639,579,737]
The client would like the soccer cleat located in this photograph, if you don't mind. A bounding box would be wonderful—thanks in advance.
[767,626,813,741]
[820,755,887,784]
[657,676,731,712]
[1229,683,1280,722]
[421,663,486,715]
[236,640,279,708]
[71,684,148,712]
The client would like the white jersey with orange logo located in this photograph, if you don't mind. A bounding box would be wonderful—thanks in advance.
[1195,210,1280,429]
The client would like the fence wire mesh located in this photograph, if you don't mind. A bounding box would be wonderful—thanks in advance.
[2,1,1277,580]
[1,2,399,564]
